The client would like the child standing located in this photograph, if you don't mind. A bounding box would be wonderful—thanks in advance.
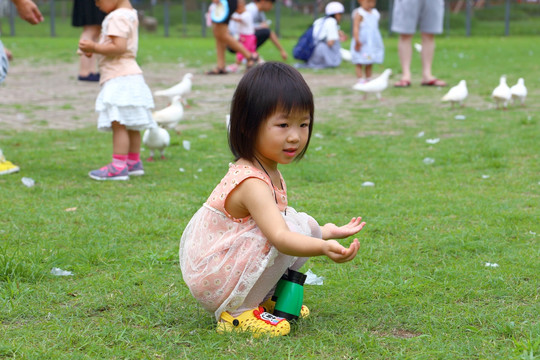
[229,0,258,72]
[79,0,154,180]
[179,62,365,337]
[350,0,384,83]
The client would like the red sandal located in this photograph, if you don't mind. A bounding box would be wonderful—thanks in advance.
[421,78,447,87]
[394,79,411,88]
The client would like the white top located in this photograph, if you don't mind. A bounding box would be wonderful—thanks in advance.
[312,16,339,42]
[98,8,142,84]
[231,11,255,36]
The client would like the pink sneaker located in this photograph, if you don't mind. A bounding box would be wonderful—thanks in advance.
[226,64,239,73]
[89,163,129,181]
[128,160,144,176]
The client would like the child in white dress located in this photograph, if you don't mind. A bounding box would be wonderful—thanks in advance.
[350,0,384,83]
[179,62,366,337]
[79,0,155,180]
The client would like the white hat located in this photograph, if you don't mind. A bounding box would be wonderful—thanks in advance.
[325,2,344,16]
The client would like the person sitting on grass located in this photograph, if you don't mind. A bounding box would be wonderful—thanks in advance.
[179,62,365,337]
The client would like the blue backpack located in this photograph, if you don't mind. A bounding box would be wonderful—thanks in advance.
[292,18,328,62]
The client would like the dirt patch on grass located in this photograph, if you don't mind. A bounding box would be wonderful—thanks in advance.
[0,61,384,133]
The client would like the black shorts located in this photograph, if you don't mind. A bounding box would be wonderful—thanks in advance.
[72,0,106,27]
[211,0,237,24]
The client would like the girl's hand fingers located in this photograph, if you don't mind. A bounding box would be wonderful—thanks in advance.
[337,240,357,262]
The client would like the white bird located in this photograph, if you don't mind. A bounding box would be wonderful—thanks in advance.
[352,69,392,100]
[153,73,193,103]
[340,48,352,62]
[414,43,422,53]
[152,95,184,130]
[510,77,527,106]
[143,125,170,161]
[491,75,512,110]
[441,80,468,108]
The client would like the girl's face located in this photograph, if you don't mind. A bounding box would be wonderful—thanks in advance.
[254,109,311,167]
[359,0,376,11]
[95,0,118,13]
[237,0,246,12]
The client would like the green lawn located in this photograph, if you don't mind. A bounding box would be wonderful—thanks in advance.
[1,34,539,359]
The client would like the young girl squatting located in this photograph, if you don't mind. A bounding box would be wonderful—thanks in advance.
[179,62,366,337]
[79,0,155,180]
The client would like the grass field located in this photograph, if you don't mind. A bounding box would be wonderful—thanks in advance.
[1,33,539,359]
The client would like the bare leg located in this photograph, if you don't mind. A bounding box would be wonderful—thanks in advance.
[365,64,373,79]
[111,122,129,155]
[127,130,141,154]
[79,25,101,77]
[213,23,252,70]
[355,64,363,79]
[421,33,435,82]
[397,34,413,82]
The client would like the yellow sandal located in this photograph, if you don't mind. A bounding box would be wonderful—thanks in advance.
[216,306,290,337]
[260,298,310,319]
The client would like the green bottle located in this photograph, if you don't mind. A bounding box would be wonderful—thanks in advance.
[273,269,307,321]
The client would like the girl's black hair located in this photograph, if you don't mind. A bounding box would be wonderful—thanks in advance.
[228,62,314,162]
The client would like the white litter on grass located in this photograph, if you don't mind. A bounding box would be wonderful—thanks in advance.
[51,267,73,276]
[529,231,537,236]
[387,112,393,117]
[197,168,203,172]
[22,177,35,187]
[455,115,466,120]
[423,157,435,165]
[485,262,499,268]
[416,131,425,138]
[361,181,375,187]
[482,175,490,179]
[314,132,324,139]
[305,269,324,285]
[179,168,185,172]
[426,138,440,144]
[315,146,323,151]
[182,140,191,151]
[198,134,208,139]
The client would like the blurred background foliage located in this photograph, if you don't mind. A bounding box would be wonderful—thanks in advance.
[1,0,539,38]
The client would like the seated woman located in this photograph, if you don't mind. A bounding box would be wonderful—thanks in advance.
[305,2,346,69]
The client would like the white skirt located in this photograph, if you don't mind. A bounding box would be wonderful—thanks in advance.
[96,74,155,132]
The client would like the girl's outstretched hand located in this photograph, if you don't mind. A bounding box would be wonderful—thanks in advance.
[322,217,366,240]
[323,239,360,263]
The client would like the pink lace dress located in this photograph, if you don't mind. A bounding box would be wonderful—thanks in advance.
[179,163,321,320]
